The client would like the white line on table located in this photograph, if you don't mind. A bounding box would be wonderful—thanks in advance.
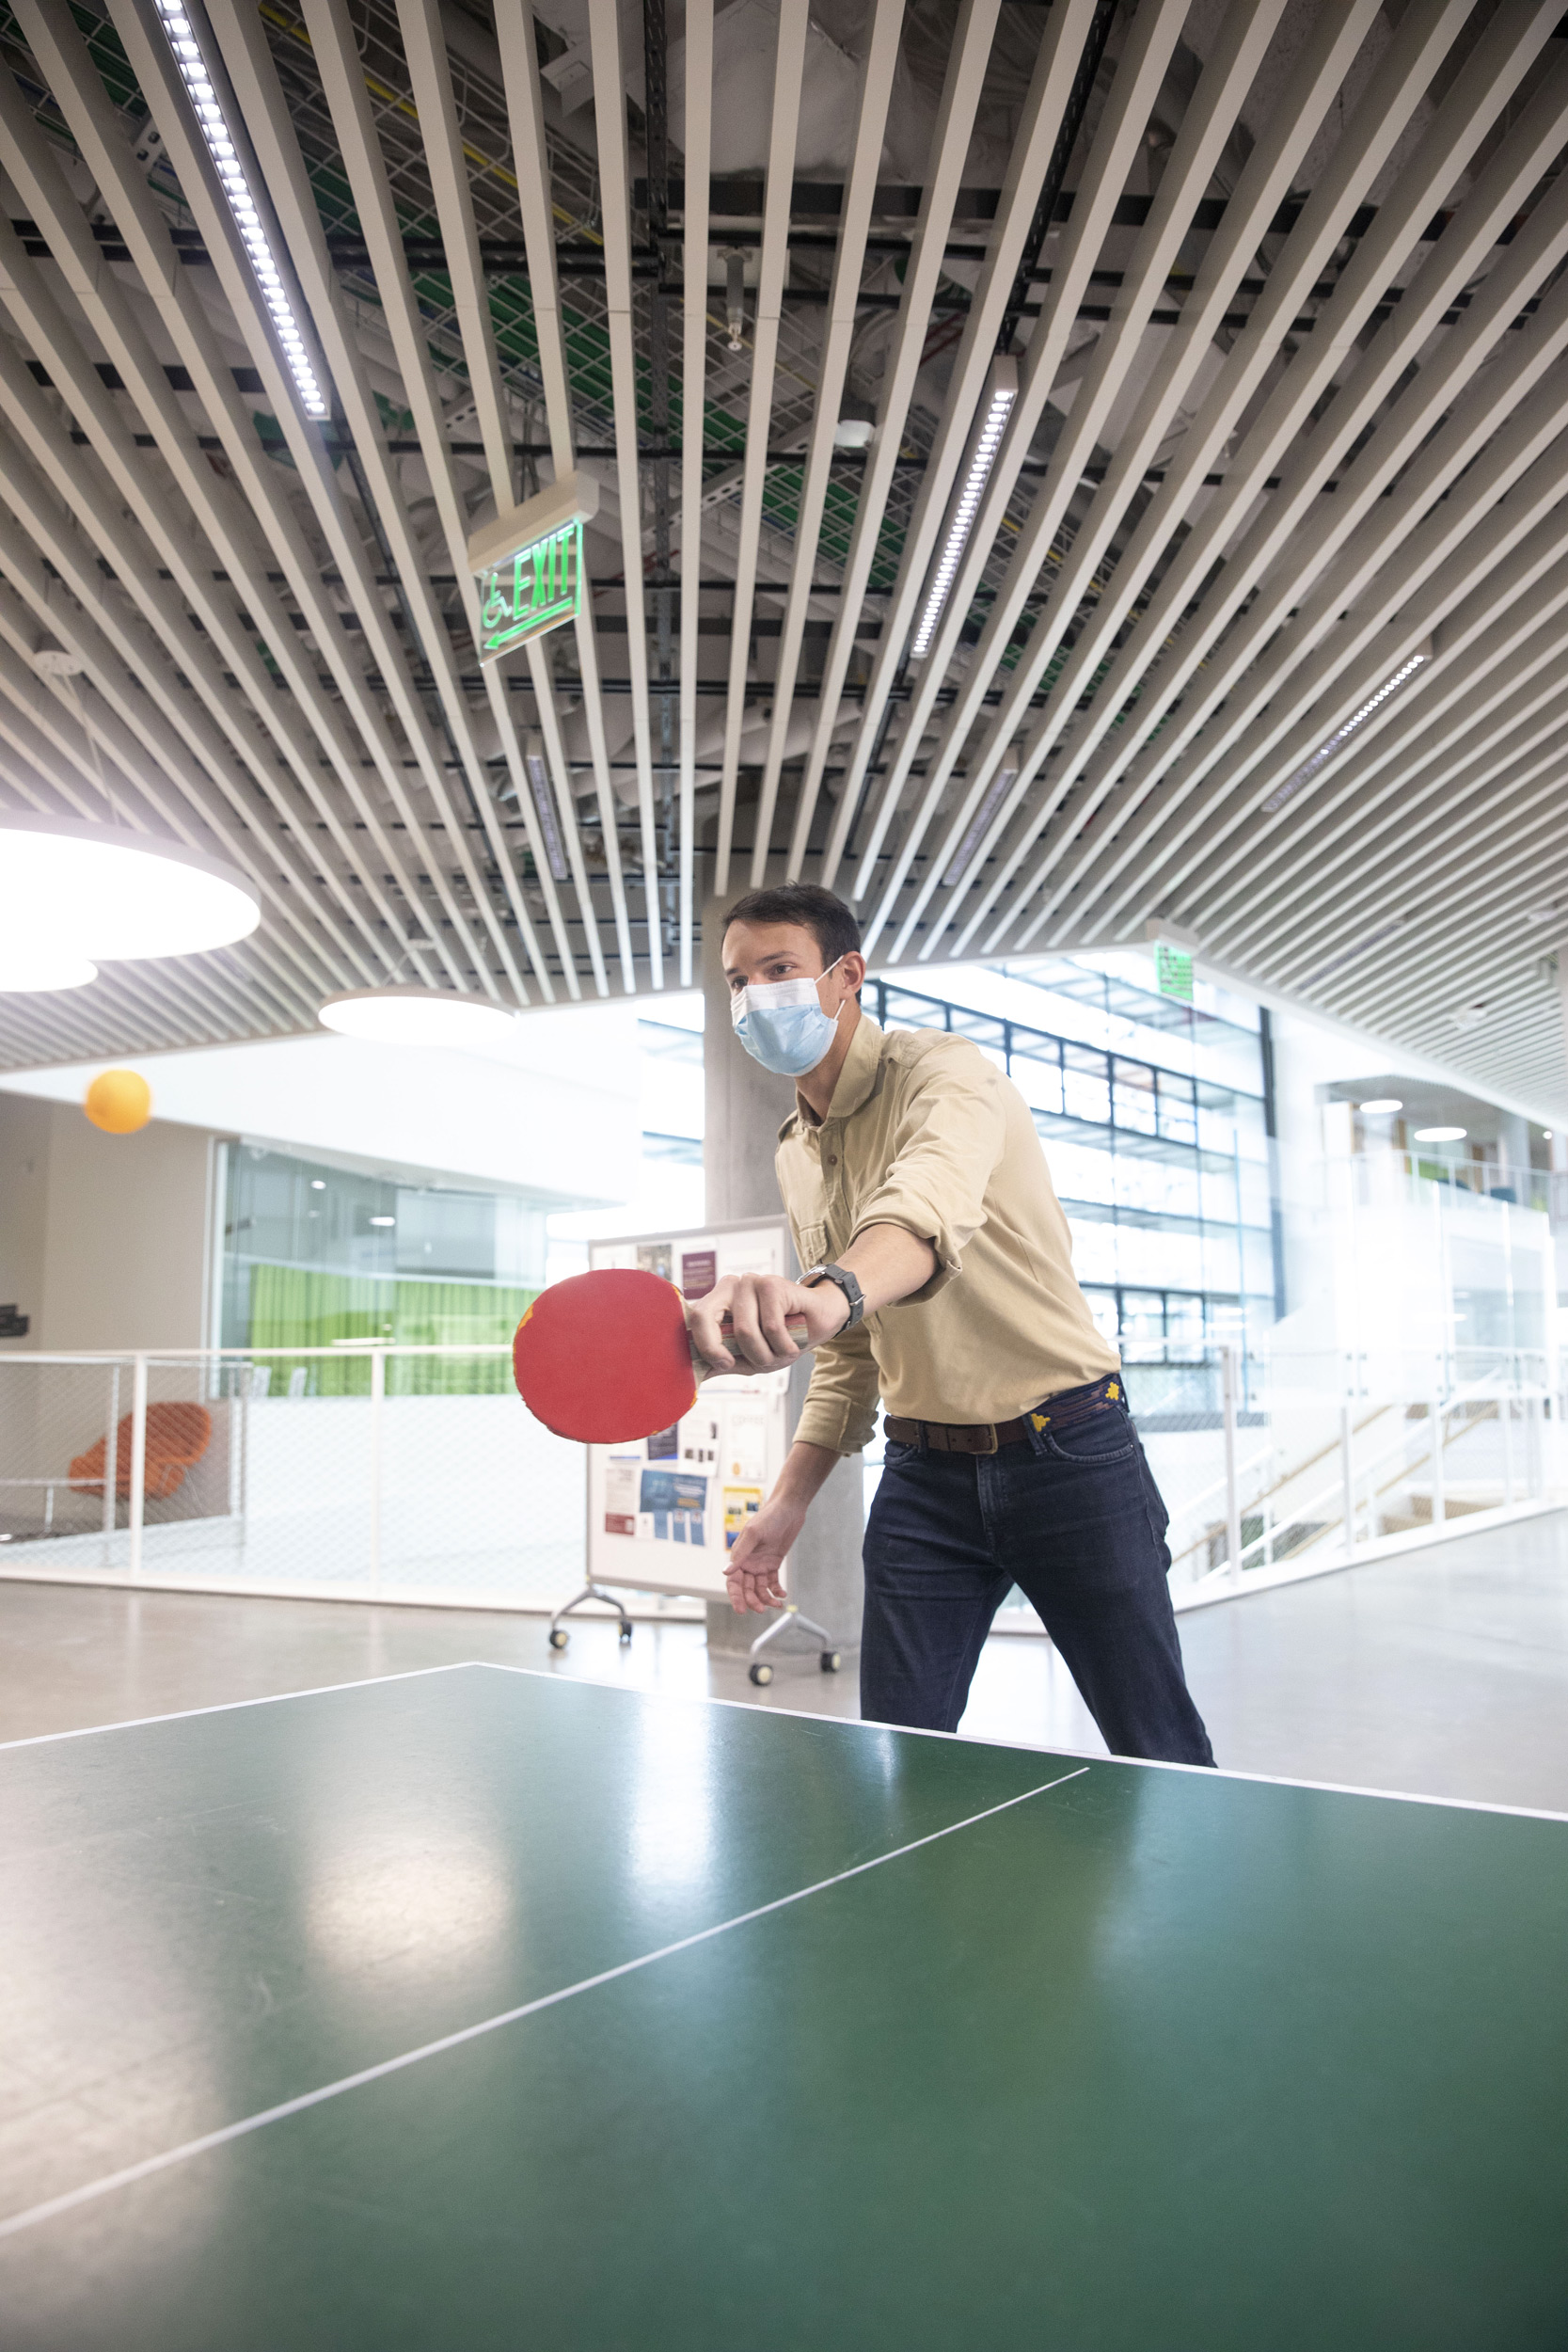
[0,1766,1088,2242]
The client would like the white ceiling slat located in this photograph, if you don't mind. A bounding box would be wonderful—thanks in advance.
[678,0,713,980]
[131,0,515,1007]
[1233,707,1568,996]
[0,53,421,989]
[1165,265,1568,931]
[879,0,1384,967]
[394,0,606,1001]
[698,0,808,896]
[586,0,667,983]
[1050,47,1568,951]
[1276,735,1568,1017]
[20,3,453,994]
[0,223,382,993]
[0,421,347,1014]
[0,621,156,824]
[104,0,504,1001]
[925,0,1486,968]
[1231,687,1568,1002]
[789,0,1005,894]
[494,0,637,992]
[1171,438,1568,945]
[1239,601,1568,1019]
[201,0,539,1010]
[763,0,906,890]
[1120,455,1568,958]
[0,554,326,1041]
[868,0,1314,964]
[1252,602,1568,986]
[985,16,1568,961]
[848,0,1198,923]
[302,0,581,1003]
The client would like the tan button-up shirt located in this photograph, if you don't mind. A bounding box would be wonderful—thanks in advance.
[776,1012,1120,1454]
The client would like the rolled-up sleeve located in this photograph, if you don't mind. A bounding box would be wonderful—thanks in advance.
[794,1320,880,1454]
[847,1045,1006,1300]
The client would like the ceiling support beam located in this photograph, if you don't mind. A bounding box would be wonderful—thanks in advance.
[496,0,637,991]
[699,0,807,895]
[588,0,669,982]
[677,0,713,981]
[782,0,1003,896]
[756,0,904,890]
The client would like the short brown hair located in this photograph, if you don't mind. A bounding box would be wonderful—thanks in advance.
[721,882,862,979]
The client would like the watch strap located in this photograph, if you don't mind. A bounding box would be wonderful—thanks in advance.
[800,1262,865,1328]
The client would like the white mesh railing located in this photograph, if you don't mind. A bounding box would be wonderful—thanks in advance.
[3,1339,1560,1621]
[0,1346,588,1612]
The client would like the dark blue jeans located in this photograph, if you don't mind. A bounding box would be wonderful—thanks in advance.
[861,1404,1214,1765]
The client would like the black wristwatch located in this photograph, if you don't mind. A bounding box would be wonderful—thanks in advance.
[800,1263,865,1329]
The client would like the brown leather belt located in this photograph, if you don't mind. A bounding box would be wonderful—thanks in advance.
[883,1375,1124,1456]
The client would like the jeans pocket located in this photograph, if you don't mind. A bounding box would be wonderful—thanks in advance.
[1042,1406,1139,1466]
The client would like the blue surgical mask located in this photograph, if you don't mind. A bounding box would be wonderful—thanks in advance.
[731,957,847,1076]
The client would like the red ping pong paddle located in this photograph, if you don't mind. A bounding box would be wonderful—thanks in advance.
[513,1266,809,1443]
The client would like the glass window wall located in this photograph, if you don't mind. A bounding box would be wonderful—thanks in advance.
[867,954,1276,1399]
[216,1145,551,1392]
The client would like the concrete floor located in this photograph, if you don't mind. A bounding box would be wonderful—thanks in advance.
[3,1511,1567,1811]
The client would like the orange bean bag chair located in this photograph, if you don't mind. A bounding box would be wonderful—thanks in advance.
[70,1403,213,1502]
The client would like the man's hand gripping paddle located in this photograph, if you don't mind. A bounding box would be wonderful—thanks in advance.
[512,1267,807,1443]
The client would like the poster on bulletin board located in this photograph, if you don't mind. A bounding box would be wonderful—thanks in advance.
[586,1216,797,1602]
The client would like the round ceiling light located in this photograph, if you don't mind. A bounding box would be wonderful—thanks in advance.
[1413,1125,1466,1144]
[0,946,99,993]
[1356,1098,1402,1115]
[318,987,521,1052]
[0,813,261,977]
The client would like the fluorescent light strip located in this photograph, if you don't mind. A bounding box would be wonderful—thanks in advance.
[524,752,569,882]
[910,361,1019,662]
[1261,652,1429,817]
[942,767,1017,888]
[153,2,328,420]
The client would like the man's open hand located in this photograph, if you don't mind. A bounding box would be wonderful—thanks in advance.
[686,1270,847,1376]
[723,1489,807,1613]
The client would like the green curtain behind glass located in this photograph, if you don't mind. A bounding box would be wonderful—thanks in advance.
[247,1264,537,1395]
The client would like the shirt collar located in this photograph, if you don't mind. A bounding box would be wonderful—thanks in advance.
[796,1011,885,1129]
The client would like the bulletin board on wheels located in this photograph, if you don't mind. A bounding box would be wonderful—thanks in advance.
[586,1217,796,1602]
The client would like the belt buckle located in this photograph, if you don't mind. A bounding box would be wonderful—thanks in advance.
[968,1423,999,1455]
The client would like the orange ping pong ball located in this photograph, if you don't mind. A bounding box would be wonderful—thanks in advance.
[84,1068,152,1135]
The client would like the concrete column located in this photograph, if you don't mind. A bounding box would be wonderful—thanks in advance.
[701,897,864,1663]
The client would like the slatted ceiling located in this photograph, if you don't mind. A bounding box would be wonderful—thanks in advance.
[0,6,1563,1117]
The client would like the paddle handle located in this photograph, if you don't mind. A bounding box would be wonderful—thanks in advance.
[690,1311,811,1378]
[716,1311,810,1342]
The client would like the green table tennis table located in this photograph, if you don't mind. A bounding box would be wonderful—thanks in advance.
[1,1661,1564,2349]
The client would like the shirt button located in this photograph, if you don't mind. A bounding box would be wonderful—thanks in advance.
[826,1153,838,1166]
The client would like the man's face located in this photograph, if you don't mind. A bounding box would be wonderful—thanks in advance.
[721,921,864,1017]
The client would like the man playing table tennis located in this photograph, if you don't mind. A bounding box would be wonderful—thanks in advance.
[688,881,1213,1766]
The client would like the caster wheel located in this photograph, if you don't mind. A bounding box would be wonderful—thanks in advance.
[618,1624,633,1645]
[547,1627,569,1651]
[749,1661,773,1687]
[820,1650,842,1674]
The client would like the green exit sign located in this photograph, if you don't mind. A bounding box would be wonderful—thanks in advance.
[477,521,583,663]
[1155,943,1194,1002]
[466,471,598,666]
